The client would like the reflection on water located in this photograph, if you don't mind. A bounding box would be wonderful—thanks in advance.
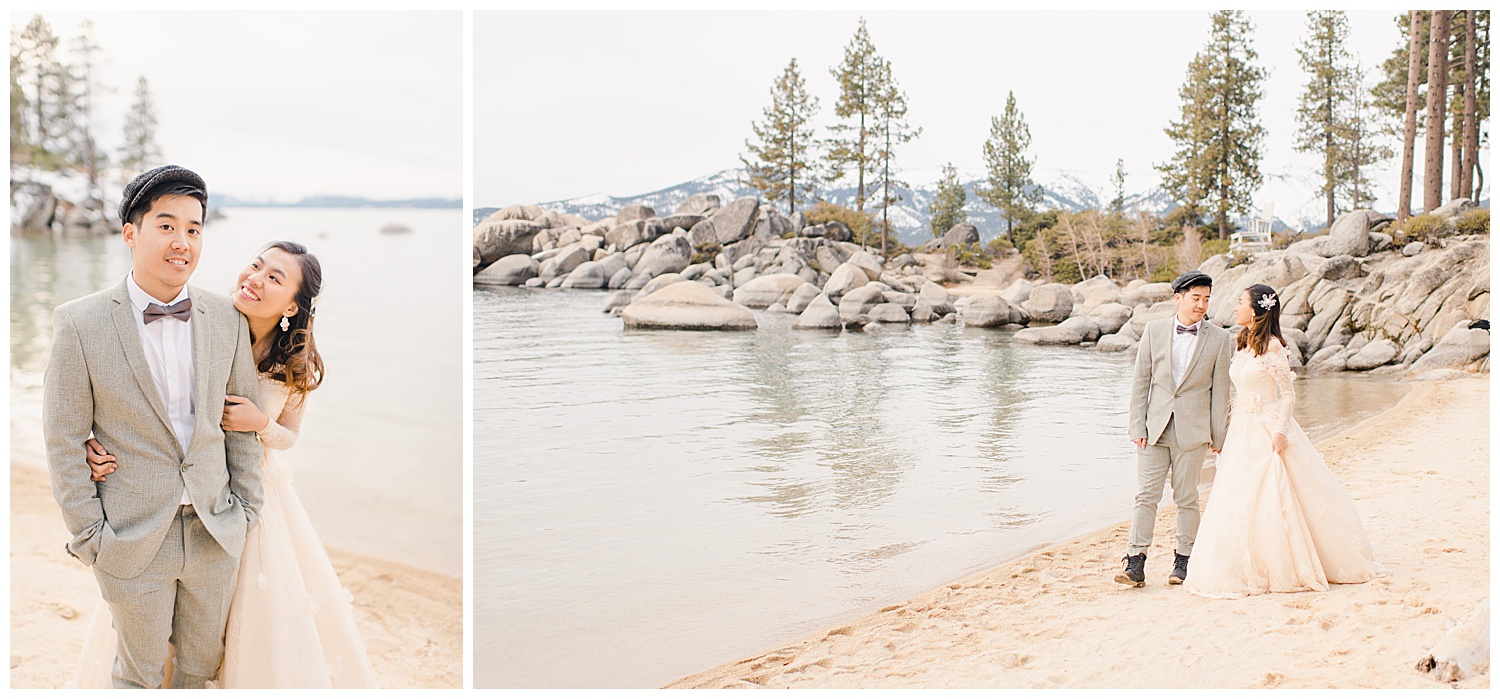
[10,208,462,576]
[10,234,134,374]
[473,287,1410,689]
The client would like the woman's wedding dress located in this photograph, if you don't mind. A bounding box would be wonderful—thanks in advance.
[1186,340,1386,599]
[72,375,377,688]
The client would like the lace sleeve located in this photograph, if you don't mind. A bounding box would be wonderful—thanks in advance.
[256,391,305,451]
[1264,340,1296,435]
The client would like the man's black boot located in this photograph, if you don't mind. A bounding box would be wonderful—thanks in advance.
[1115,553,1146,587]
[1168,552,1189,585]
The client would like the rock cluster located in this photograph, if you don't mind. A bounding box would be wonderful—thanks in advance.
[476,199,1490,373]
[953,208,1488,377]
[473,195,948,331]
[12,176,116,236]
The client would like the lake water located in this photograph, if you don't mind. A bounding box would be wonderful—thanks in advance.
[10,207,463,577]
[473,287,1410,688]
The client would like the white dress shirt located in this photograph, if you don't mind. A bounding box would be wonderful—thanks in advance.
[126,274,195,505]
[1171,318,1202,387]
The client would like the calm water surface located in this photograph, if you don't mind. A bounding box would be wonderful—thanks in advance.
[11,207,463,576]
[473,286,1409,688]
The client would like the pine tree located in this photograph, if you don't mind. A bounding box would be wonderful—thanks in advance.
[1295,10,1354,230]
[1423,11,1451,212]
[13,15,62,166]
[1459,10,1479,200]
[740,58,821,216]
[120,76,163,173]
[979,90,1040,237]
[827,17,883,213]
[1451,10,1490,201]
[1389,11,1428,222]
[1339,62,1394,211]
[1373,11,1429,134]
[68,18,106,197]
[1157,10,1266,239]
[870,57,920,257]
[9,42,25,163]
[928,162,967,237]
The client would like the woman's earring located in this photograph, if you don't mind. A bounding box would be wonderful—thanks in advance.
[280,315,291,332]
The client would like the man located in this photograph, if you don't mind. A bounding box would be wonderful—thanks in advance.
[1117,270,1232,588]
[44,165,264,688]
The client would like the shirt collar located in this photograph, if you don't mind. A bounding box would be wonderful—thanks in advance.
[126,272,191,313]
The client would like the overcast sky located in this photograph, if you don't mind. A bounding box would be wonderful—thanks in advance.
[475,10,1484,211]
[12,11,461,201]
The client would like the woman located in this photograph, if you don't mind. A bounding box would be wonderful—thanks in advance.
[73,241,378,688]
[1185,283,1386,599]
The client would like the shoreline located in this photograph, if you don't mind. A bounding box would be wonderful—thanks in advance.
[9,464,462,689]
[668,376,1489,689]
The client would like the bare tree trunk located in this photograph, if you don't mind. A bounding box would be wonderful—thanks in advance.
[1136,212,1153,280]
[1325,49,1336,231]
[880,124,891,258]
[1400,10,1426,222]
[857,111,867,213]
[1462,10,1479,200]
[1178,225,1202,272]
[1450,79,1464,200]
[1424,10,1451,214]
[1062,214,1086,282]
[1352,125,1362,210]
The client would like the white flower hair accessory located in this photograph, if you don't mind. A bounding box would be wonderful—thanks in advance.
[1257,292,1278,310]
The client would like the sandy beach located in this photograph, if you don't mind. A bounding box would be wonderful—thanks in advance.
[670,377,1489,689]
[9,463,462,689]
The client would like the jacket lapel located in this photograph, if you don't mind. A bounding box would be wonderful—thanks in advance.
[109,281,176,441]
[188,285,213,454]
[1156,320,1172,380]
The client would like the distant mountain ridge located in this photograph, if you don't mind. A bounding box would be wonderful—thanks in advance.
[477,167,1351,245]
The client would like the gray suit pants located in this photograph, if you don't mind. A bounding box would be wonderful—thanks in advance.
[92,505,239,689]
[1128,417,1207,557]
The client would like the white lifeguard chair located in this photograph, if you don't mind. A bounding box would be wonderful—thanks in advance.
[1232,203,1275,255]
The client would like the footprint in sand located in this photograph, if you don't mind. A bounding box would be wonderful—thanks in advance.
[1255,672,1286,688]
[997,652,1031,668]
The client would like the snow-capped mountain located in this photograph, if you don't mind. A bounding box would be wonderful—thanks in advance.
[478,166,1430,244]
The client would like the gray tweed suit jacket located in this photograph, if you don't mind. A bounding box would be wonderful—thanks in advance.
[43,278,264,579]
[1128,317,1234,451]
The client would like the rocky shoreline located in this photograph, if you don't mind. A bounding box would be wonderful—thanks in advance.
[11,169,117,236]
[473,195,1490,377]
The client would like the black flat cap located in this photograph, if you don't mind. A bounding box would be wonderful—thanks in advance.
[1171,270,1214,293]
[118,165,208,223]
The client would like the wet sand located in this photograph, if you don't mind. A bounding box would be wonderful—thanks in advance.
[670,377,1489,689]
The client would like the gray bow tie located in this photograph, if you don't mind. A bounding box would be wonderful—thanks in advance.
[143,298,193,324]
[1176,323,1197,335]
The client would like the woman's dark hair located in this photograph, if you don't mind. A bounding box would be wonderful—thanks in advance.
[257,241,324,401]
[1235,283,1286,356]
